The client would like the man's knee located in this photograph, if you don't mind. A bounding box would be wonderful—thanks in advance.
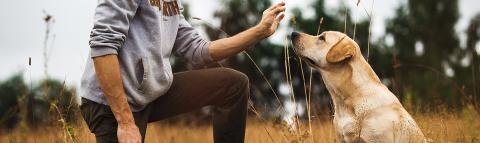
[216,68,249,88]
[213,68,249,110]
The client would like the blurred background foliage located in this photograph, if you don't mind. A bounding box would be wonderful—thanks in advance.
[0,73,77,131]
[0,0,479,131]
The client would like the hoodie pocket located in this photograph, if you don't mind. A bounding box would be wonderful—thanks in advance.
[135,58,149,91]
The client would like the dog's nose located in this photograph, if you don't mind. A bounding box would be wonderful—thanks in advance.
[291,32,299,40]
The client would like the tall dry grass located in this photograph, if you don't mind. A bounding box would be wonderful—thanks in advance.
[2,108,479,143]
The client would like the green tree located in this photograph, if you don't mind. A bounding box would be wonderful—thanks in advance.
[385,0,464,111]
[0,74,26,130]
[456,14,480,113]
[0,73,78,130]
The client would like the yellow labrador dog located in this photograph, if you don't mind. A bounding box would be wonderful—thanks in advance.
[291,31,426,143]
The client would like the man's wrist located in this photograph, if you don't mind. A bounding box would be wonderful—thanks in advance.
[117,121,136,126]
[253,24,269,39]
[115,107,136,125]
[117,122,139,131]
[116,113,135,124]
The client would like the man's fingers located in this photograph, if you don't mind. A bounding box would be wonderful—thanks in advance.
[136,137,141,143]
[273,13,285,24]
[266,5,276,11]
[276,13,285,23]
[136,133,142,143]
[272,14,285,29]
[270,6,286,15]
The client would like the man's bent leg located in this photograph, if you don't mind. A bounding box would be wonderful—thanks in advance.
[80,98,150,143]
[147,68,249,143]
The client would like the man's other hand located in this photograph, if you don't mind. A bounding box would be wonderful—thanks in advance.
[257,2,286,38]
[117,123,142,143]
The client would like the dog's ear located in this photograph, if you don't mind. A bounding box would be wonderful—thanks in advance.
[326,37,355,63]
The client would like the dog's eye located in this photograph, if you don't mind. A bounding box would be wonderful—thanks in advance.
[319,35,325,41]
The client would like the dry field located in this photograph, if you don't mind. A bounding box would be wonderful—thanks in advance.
[1,107,479,143]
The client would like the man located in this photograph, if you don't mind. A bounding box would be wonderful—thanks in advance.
[80,0,286,142]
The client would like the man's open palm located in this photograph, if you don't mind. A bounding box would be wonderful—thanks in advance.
[258,2,286,37]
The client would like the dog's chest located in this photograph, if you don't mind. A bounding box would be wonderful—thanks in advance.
[333,99,378,142]
[334,112,361,142]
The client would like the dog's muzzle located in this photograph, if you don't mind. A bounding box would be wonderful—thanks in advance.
[290,32,303,53]
[291,32,299,40]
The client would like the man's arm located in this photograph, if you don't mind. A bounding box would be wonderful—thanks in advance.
[89,0,142,142]
[208,2,286,61]
[93,55,141,143]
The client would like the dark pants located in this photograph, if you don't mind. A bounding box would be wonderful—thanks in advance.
[80,68,249,143]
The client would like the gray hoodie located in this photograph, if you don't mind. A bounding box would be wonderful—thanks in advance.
[81,0,212,111]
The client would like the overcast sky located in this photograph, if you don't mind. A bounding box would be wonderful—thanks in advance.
[0,0,479,90]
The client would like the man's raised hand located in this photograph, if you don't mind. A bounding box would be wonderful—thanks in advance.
[257,2,286,38]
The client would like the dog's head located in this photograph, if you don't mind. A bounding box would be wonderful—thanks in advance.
[291,31,359,69]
